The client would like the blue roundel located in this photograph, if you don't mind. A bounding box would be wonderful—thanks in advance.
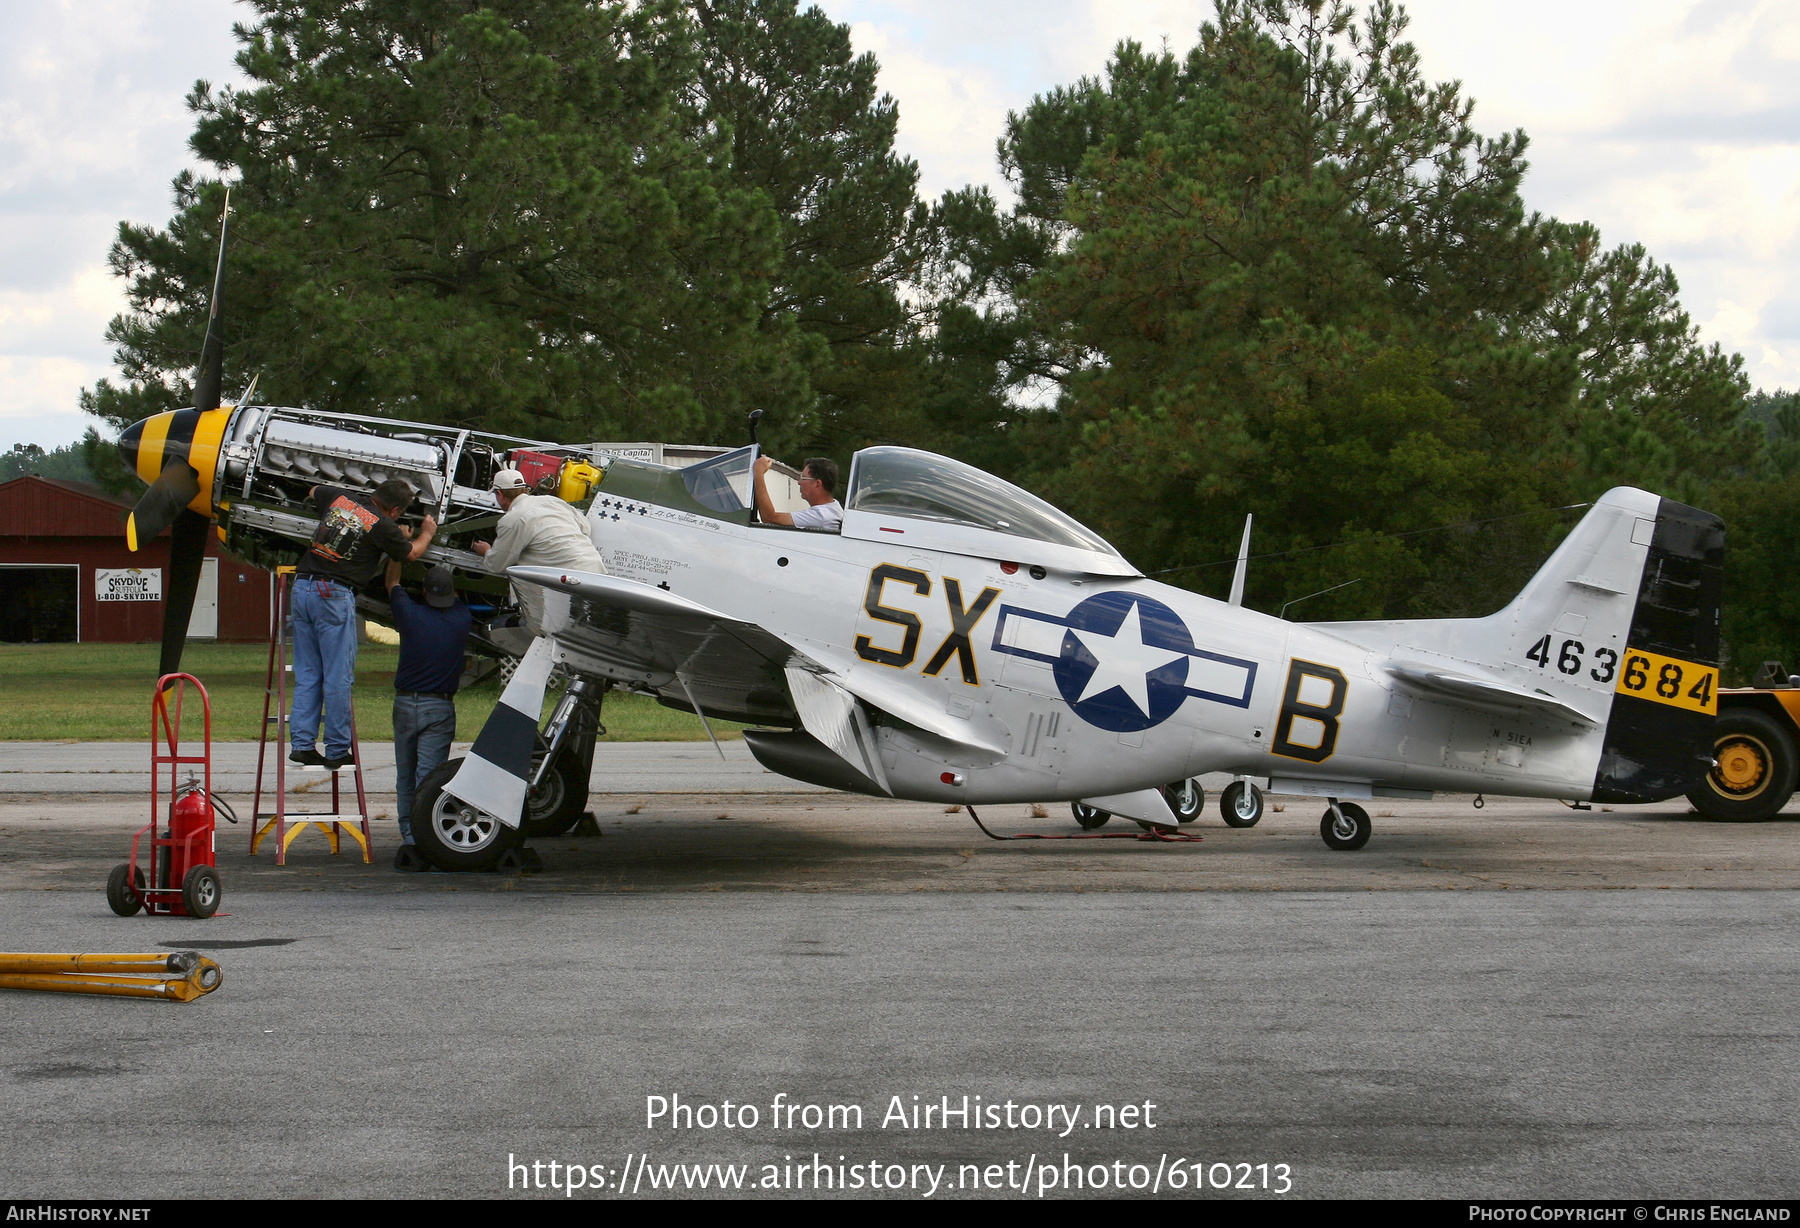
[1052,592,1198,732]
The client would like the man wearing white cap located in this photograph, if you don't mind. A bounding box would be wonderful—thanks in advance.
[471,467,608,636]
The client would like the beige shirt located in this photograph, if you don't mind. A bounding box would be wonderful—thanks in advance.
[484,494,607,635]
[483,494,607,575]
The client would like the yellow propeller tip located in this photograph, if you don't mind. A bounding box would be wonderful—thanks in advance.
[126,516,139,553]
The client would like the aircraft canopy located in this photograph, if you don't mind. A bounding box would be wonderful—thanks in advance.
[845,446,1122,558]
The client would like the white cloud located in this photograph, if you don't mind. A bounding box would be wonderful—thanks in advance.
[3,0,1797,456]
[825,0,1800,392]
[0,0,244,449]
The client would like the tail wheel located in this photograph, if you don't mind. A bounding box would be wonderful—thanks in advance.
[1320,801,1371,851]
[1162,779,1204,823]
[1219,780,1264,828]
[411,757,524,871]
[1687,709,1798,822]
[1071,801,1110,830]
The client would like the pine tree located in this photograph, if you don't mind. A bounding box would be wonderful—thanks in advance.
[999,0,1566,617]
[84,0,804,448]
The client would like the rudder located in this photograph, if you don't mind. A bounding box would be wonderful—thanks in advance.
[1590,499,1724,803]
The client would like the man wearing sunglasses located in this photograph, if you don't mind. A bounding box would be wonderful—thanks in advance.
[752,454,842,531]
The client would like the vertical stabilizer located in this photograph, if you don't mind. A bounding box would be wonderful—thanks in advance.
[1306,487,1724,804]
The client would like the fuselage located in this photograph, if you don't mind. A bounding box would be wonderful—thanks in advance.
[583,490,1611,808]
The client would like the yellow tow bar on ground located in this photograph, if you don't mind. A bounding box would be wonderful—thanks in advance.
[0,951,222,1002]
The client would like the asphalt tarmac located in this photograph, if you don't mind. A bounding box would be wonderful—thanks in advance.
[1,745,1797,1200]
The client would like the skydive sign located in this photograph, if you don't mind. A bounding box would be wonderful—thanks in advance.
[95,568,162,602]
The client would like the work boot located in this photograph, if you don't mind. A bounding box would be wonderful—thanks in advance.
[289,748,326,767]
[323,754,354,772]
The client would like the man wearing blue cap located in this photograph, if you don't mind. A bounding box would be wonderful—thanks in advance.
[384,557,472,867]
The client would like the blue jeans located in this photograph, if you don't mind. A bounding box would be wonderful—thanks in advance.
[393,693,456,843]
[290,578,359,760]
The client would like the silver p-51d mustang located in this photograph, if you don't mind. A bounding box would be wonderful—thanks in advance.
[120,393,1725,872]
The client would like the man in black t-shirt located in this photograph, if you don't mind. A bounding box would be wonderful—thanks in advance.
[383,559,471,858]
[289,478,438,771]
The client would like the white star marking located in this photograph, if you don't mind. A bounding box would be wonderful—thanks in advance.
[1070,600,1188,717]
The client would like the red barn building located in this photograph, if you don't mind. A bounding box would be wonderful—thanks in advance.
[0,476,271,643]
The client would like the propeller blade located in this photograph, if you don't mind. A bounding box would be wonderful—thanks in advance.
[125,462,201,553]
[159,510,211,680]
[192,191,230,415]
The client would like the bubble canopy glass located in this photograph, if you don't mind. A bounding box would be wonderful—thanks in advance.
[845,447,1125,560]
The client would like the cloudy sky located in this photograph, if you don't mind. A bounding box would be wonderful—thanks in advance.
[2,0,1795,451]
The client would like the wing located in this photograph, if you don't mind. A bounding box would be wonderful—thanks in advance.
[1383,661,1601,729]
[508,565,1007,756]
[507,566,802,725]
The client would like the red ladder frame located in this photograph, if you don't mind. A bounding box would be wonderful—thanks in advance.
[250,568,372,864]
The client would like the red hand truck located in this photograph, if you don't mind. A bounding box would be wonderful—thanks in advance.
[106,673,234,919]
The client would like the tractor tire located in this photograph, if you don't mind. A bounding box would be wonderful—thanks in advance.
[1687,708,1798,822]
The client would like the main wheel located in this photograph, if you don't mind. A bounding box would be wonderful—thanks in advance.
[1320,801,1371,850]
[1162,779,1204,823]
[1220,780,1264,828]
[1687,708,1798,821]
[1071,801,1110,830]
[411,757,524,871]
[520,752,588,838]
[181,865,221,919]
[106,863,144,917]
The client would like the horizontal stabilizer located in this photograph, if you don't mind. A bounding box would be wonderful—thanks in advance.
[1385,662,1599,728]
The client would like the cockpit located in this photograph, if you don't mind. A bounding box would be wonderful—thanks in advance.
[601,441,1135,574]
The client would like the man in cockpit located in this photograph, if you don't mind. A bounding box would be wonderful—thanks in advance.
[753,455,842,531]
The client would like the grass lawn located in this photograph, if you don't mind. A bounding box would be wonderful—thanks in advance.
[0,643,749,743]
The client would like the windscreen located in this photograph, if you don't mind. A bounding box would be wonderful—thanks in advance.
[681,446,756,515]
[846,447,1121,556]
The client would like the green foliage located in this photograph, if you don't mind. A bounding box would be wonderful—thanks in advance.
[993,0,1568,617]
[923,0,1769,626]
[87,0,918,453]
[0,442,94,485]
[1708,477,1800,682]
[81,0,1800,657]
[691,1,930,463]
[1533,221,1754,501]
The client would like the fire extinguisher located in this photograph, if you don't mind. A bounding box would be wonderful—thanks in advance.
[167,778,215,889]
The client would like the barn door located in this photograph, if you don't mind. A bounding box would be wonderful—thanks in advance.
[186,557,219,640]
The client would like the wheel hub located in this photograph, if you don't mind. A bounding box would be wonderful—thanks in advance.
[434,796,500,850]
[1331,810,1357,840]
[1715,738,1770,796]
